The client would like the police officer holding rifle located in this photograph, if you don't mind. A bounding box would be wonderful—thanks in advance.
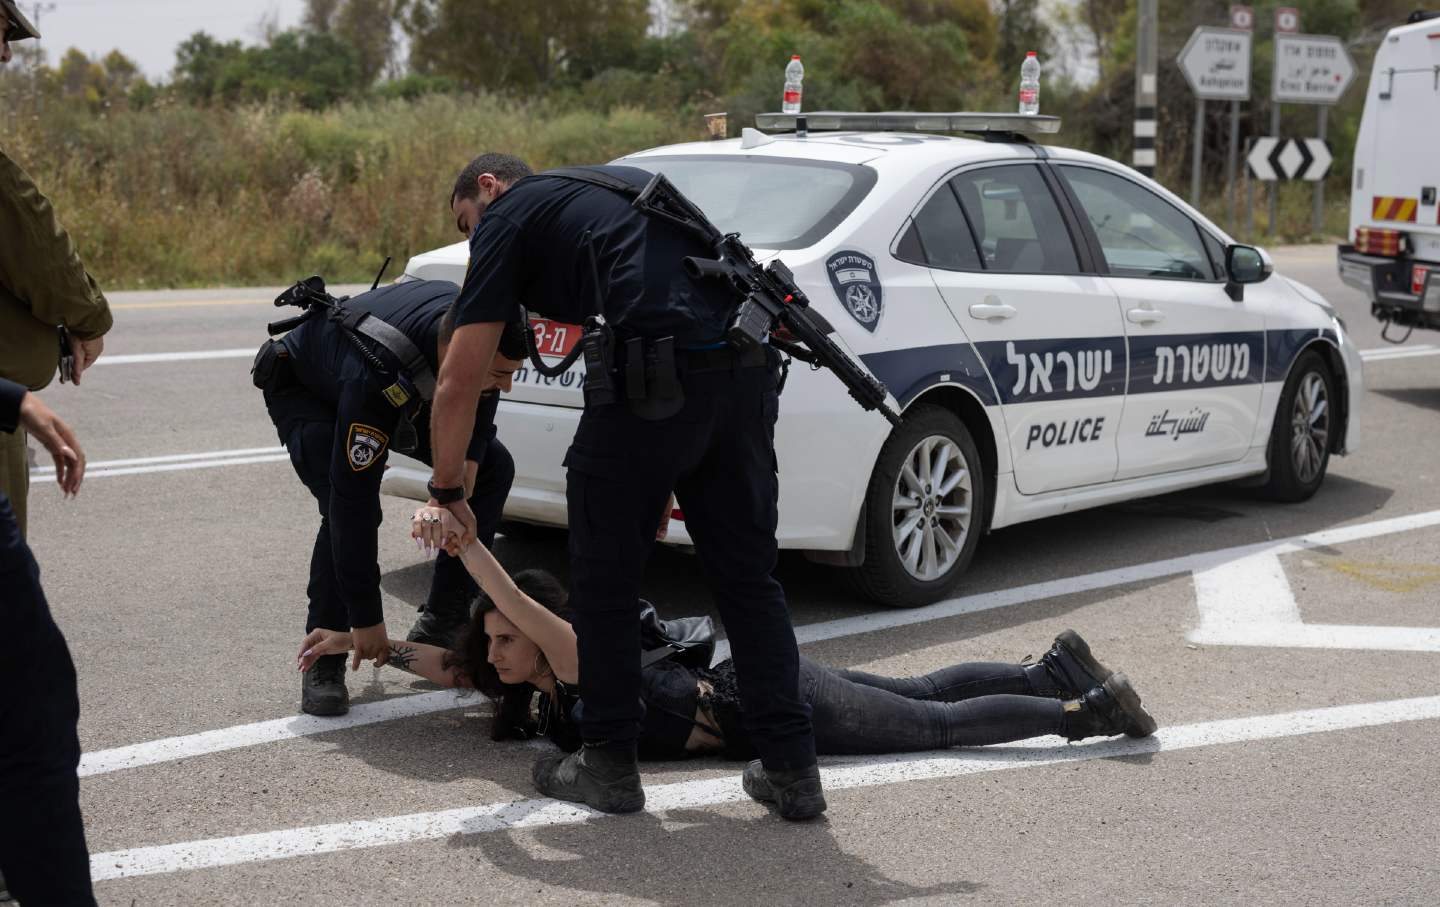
[429,152,899,820]
[256,276,526,716]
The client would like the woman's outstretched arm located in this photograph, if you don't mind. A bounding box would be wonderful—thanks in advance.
[297,629,472,689]
[413,507,579,684]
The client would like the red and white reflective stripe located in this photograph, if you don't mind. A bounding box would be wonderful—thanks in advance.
[1414,265,1431,296]
[1355,226,1403,256]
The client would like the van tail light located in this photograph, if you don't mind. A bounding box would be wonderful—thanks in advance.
[1354,227,1404,256]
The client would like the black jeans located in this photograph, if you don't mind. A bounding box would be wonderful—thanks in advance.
[802,656,1065,755]
[0,494,96,905]
[565,352,815,772]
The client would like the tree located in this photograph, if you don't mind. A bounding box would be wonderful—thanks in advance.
[403,0,652,90]
[305,0,398,84]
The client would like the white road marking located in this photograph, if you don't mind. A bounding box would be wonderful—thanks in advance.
[94,349,256,366]
[34,446,288,480]
[1190,550,1440,651]
[1359,344,1440,362]
[80,691,483,778]
[89,692,1440,882]
[83,508,1440,779]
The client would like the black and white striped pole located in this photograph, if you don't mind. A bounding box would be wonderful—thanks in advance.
[1133,0,1158,177]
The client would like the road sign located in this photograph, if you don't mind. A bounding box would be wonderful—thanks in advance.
[1177,27,1252,101]
[1230,5,1254,30]
[1275,7,1300,33]
[1273,33,1356,104]
[1247,137,1331,181]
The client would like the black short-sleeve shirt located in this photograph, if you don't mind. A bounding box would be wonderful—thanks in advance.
[452,165,735,346]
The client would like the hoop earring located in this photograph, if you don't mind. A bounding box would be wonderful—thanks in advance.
[532,651,552,681]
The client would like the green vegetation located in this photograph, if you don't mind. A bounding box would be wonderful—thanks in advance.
[0,0,1418,288]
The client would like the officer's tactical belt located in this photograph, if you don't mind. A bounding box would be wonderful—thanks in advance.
[334,307,437,400]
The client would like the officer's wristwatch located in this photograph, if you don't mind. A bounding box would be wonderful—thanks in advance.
[426,479,466,505]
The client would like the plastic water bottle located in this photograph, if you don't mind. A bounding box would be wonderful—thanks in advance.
[782,55,804,114]
[1018,52,1040,115]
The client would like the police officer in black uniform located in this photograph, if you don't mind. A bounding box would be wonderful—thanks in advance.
[428,153,825,820]
[258,278,526,716]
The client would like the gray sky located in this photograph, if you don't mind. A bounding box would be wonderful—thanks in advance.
[24,0,309,80]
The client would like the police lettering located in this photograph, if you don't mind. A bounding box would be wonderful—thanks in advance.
[1026,417,1105,450]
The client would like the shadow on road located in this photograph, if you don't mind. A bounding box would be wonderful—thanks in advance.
[460,808,983,906]
[1373,387,1440,414]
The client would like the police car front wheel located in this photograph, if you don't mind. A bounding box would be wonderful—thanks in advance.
[1263,350,1334,502]
[851,406,986,608]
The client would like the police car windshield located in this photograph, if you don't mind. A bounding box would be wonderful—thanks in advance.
[623,156,877,251]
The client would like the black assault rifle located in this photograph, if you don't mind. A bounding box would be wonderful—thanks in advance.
[631,173,902,428]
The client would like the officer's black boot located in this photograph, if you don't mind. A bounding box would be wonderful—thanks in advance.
[1023,629,1116,699]
[405,604,468,650]
[741,760,828,821]
[408,558,473,649]
[532,740,645,814]
[301,653,350,717]
[1061,674,1157,741]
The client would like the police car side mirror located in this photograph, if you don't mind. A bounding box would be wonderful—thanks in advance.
[1225,244,1272,301]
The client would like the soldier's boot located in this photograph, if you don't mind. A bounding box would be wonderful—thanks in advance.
[1023,629,1116,700]
[1062,674,1157,741]
[532,741,645,814]
[301,653,350,717]
[741,760,828,821]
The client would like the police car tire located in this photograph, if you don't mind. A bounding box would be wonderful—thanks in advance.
[851,405,986,608]
[1262,350,1333,503]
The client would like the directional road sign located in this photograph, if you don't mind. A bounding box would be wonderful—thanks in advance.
[1273,33,1356,104]
[1247,137,1332,181]
[1177,27,1252,101]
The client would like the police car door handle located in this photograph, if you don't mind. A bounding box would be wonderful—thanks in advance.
[968,302,1017,321]
[1126,306,1165,325]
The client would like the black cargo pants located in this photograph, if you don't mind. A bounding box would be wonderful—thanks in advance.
[0,493,96,905]
[563,348,816,772]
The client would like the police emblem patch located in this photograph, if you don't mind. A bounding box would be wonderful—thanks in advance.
[826,251,883,332]
[346,423,389,472]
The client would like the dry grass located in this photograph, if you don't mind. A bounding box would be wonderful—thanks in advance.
[5,93,697,289]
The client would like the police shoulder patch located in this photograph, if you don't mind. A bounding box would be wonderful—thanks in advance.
[347,423,389,472]
[826,250,883,333]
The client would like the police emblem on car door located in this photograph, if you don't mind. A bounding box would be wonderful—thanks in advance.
[347,423,389,472]
[827,251,883,332]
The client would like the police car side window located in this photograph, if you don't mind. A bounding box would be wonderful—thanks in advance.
[949,165,1079,274]
[899,182,983,271]
[1058,166,1216,282]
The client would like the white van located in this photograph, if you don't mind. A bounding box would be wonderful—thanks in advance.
[1338,11,1440,336]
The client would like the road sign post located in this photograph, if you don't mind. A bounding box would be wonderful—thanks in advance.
[1135,0,1158,176]
[1226,6,1252,231]
[1177,26,1252,209]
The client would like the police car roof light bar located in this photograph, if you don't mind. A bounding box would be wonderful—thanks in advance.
[754,111,1061,140]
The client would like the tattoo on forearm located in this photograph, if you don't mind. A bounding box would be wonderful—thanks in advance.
[388,644,418,674]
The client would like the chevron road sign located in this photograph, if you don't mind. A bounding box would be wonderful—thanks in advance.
[1247,137,1331,181]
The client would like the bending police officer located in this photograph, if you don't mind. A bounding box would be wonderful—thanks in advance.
[428,153,825,820]
[258,278,526,715]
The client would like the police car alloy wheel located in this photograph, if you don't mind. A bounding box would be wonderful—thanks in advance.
[1263,351,1334,502]
[853,406,986,607]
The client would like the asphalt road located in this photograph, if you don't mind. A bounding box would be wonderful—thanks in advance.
[23,252,1440,905]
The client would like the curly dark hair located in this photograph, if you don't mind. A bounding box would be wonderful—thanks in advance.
[443,569,570,741]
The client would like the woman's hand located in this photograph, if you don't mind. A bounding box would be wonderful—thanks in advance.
[412,505,466,557]
[297,628,353,672]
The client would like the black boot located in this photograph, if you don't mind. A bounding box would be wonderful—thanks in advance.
[1024,629,1116,699]
[406,585,473,649]
[741,760,828,821]
[1062,674,1157,741]
[301,653,350,717]
[532,740,645,814]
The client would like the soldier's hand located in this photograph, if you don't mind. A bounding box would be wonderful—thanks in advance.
[67,334,104,385]
[350,622,390,671]
[18,392,84,497]
[297,628,353,672]
[437,498,477,548]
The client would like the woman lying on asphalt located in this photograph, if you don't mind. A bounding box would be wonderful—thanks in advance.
[298,506,1157,772]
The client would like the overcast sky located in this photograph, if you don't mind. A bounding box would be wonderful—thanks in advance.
[24,0,309,79]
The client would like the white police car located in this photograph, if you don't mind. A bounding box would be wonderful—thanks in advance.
[387,111,1364,607]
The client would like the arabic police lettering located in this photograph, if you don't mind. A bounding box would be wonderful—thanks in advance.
[1145,407,1211,440]
[1153,341,1251,385]
[1026,416,1106,450]
[1005,342,1115,396]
